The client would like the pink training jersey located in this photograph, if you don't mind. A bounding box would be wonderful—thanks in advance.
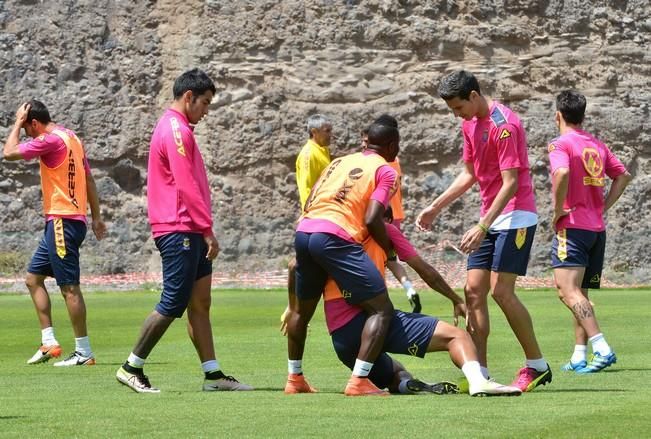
[296,151,397,242]
[548,128,627,232]
[147,108,213,237]
[323,222,418,333]
[19,126,91,223]
[462,101,536,217]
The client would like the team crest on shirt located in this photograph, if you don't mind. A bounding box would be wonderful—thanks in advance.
[499,128,511,140]
[407,343,419,356]
[37,134,46,141]
[547,143,556,153]
[482,130,488,142]
[581,147,604,186]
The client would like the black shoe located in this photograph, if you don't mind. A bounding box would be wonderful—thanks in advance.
[407,379,458,395]
[408,294,422,313]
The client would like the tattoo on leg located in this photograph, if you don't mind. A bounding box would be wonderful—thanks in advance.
[571,300,594,320]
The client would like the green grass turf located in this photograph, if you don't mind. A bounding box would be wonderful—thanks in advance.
[0,288,649,438]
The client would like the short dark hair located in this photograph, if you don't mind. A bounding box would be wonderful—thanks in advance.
[26,99,52,124]
[173,68,216,99]
[556,90,586,125]
[373,114,398,128]
[438,70,481,100]
[367,122,399,147]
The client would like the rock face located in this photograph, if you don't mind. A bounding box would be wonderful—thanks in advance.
[1,1,649,283]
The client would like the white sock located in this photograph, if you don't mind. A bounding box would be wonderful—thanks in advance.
[526,358,549,372]
[462,361,487,388]
[41,327,58,346]
[288,359,303,375]
[352,359,374,377]
[398,379,412,394]
[589,333,612,356]
[570,345,588,363]
[201,360,220,374]
[480,366,490,379]
[75,336,92,357]
[402,280,415,297]
[127,352,146,368]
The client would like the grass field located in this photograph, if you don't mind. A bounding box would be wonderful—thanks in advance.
[0,287,649,438]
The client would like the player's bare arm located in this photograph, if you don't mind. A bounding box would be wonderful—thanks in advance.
[551,167,573,226]
[86,173,107,240]
[365,200,392,256]
[3,103,30,161]
[204,233,219,260]
[416,162,476,231]
[604,171,633,212]
[460,167,517,253]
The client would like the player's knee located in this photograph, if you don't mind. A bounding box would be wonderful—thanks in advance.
[490,284,516,304]
[25,273,43,290]
[287,258,296,272]
[59,284,82,298]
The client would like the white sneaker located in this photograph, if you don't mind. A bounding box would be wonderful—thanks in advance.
[116,366,160,394]
[469,379,522,397]
[53,351,95,367]
[27,345,62,364]
[203,375,254,391]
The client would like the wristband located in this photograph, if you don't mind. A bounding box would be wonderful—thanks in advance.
[477,223,489,233]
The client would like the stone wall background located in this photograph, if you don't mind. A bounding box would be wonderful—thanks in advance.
[1,0,649,283]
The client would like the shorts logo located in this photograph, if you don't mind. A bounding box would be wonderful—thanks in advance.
[581,147,604,187]
[590,274,600,283]
[407,343,419,357]
[557,229,567,262]
[182,237,191,250]
[342,290,352,299]
[499,128,511,140]
[515,228,527,250]
[54,218,67,259]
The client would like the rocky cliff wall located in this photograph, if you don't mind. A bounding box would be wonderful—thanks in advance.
[1,0,649,283]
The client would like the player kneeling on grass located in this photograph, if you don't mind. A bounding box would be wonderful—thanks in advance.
[283,221,521,397]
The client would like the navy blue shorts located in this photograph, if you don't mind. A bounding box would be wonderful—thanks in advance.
[551,228,606,289]
[294,232,386,304]
[154,232,212,318]
[28,218,87,286]
[467,225,536,276]
[331,310,438,389]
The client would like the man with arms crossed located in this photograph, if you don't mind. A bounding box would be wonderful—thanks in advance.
[116,69,252,393]
[417,70,551,392]
[3,100,106,367]
[548,90,631,373]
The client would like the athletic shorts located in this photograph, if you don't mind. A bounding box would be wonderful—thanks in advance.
[154,232,212,318]
[28,218,87,286]
[294,232,386,304]
[467,225,536,276]
[331,310,438,389]
[551,228,606,289]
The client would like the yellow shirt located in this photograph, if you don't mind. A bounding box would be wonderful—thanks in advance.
[295,138,331,210]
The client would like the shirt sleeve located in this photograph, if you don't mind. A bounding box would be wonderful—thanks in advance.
[493,123,521,170]
[385,223,418,260]
[297,148,326,209]
[370,165,398,208]
[164,125,213,233]
[548,140,570,173]
[462,126,473,163]
[603,146,627,179]
[18,134,63,162]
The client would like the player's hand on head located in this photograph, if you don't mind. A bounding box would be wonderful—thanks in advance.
[204,234,219,260]
[92,219,107,240]
[15,103,31,124]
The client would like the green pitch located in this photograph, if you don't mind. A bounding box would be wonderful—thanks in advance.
[0,288,649,438]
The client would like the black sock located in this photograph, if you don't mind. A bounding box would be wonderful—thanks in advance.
[205,370,226,380]
[123,362,143,374]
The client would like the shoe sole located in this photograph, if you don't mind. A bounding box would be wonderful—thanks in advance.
[471,391,521,397]
[53,358,96,367]
[576,357,617,374]
[27,347,63,365]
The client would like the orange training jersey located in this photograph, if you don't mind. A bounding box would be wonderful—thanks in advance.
[388,158,404,221]
[40,129,87,216]
[301,152,387,243]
